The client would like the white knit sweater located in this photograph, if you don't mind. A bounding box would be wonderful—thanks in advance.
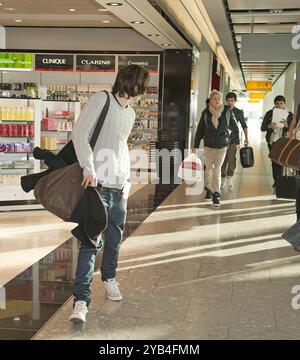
[72,92,136,189]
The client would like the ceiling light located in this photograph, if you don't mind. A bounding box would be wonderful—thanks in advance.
[148,34,159,37]
[106,2,123,6]
[161,43,172,47]
[14,19,22,23]
[98,8,109,12]
[102,20,110,23]
[4,7,16,11]
[69,8,76,12]
[0,3,3,6]
[270,9,283,14]
[131,21,144,24]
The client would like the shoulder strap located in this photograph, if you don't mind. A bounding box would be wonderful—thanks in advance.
[225,109,231,126]
[89,91,110,150]
[204,112,208,127]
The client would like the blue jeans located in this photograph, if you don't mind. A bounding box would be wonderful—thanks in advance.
[73,188,127,305]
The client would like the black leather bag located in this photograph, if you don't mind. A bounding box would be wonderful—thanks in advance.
[240,146,254,168]
[275,172,297,200]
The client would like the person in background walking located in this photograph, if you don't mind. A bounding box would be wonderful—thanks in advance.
[261,95,293,189]
[193,90,240,208]
[289,104,300,224]
[221,92,249,190]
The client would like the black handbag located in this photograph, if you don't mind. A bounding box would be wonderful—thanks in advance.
[240,146,254,168]
[275,168,297,200]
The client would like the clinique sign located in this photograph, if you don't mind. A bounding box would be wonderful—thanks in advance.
[42,58,67,65]
[35,54,74,72]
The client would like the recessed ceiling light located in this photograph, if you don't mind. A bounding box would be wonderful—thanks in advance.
[148,34,159,37]
[98,8,109,12]
[69,8,76,12]
[14,19,22,23]
[102,20,110,23]
[161,43,172,47]
[0,3,3,6]
[4,7,16,11]
[131,21,144,24]
[106,2,123,6]
[270,9,283,14]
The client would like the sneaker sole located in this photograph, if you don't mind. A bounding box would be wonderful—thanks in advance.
[212,204,221,209]
[69,316,86,324]
[107,294,123,302]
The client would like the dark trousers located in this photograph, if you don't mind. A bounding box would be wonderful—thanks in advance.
[221,143,237,177]
[296,173,300,221]
[268,143,283,183]
[73,188,127,305]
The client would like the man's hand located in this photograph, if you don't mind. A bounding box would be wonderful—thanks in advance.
[192,148,198,154]
[244,140,249,147]
[268,122,277,129]
[284,119,289,128]
[81,175,97,189]
[236,144,241,150]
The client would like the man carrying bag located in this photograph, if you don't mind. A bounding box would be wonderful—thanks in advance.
[68,65,149,323]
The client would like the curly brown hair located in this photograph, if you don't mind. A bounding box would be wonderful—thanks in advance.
[112,65,150,99]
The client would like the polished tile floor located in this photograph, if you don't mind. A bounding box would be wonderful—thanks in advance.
[0,183,170,339]
[32,119,300,340]
[1,118,300,340]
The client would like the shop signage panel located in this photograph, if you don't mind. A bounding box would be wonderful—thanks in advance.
[0,53,33,71]
[249,92,265,99]
[246,81,272,92]
[35,54,74,72]
[241,34,300,62]
[248,99,261,103]
[76,55,116,72]
[118,55,159,73]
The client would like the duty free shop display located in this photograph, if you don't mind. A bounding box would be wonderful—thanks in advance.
[0,142,33,153]
[0,123,35,137]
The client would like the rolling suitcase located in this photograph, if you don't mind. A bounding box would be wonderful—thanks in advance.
[240,146,254,168]
[275,169,297,200]
[282,220,300,250]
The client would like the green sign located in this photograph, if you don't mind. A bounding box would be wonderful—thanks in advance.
[0,53,33,71]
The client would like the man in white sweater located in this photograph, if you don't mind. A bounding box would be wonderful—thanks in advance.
[69,65,149,323]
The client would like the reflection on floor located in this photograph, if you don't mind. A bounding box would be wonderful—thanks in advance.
[32,119,300,340]
[0,184,173,340]
[1,117,300,340]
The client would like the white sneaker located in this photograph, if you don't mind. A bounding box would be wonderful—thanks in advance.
[69,301,88,323]
[104,278,123,301]
[221,177,227,188]
[227,176,234,190]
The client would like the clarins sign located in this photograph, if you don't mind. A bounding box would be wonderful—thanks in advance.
[35,54,74,72]
[76,55,115,72]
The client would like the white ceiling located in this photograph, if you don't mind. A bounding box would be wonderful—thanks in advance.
[228,0,300,10]
[225,0,300,83]
[0,0,128,27]
[0,0,190,49]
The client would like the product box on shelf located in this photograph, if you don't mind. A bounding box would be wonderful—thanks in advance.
[41,136,57,151]
[0,143,14,152]
[1,175,22,185]
[0,106,35,121]
[53,111,70,119]
[0,123,34,137]
[41,118,56,131]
